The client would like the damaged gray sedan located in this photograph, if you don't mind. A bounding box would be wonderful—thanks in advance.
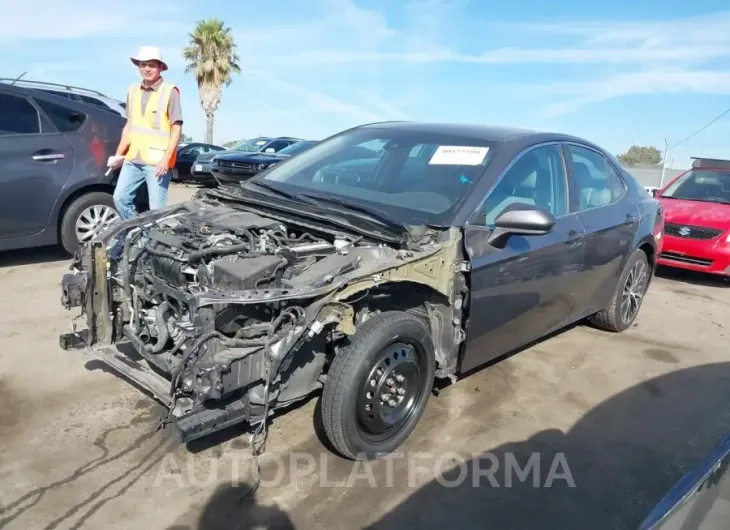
[59,122,662,460]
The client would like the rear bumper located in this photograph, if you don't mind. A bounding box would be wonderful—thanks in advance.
[656,235,730,276]
[190,161,213,175]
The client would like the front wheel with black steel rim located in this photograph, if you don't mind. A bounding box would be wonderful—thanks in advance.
[589,248,651,332]
[320,311,436,461]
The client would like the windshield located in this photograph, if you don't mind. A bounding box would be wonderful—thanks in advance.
[278,141,316,156]
[661,169,730,204]
[253,127,499,225]
[233,138,271,152]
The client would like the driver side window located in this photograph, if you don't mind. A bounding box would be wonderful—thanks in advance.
[470,144,568,227]
[180,145,202,157]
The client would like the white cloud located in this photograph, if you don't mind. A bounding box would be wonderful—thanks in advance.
[244,70,398,123]
[7,0,730,133]
[0,0,186,44]
[533,69,730,117]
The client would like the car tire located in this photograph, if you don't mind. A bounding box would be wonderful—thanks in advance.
[59,191,119,255]
[589,248,651,332]
[320,311,435,461]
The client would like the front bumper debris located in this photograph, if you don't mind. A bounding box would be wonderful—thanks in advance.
[61,271,89,310]
[60,339,262,443]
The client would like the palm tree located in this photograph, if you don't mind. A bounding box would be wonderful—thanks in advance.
[183,19,241,144]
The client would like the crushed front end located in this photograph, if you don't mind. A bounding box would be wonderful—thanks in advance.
[59,195,466,443]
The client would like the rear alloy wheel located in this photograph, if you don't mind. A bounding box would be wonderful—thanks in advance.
[60,192,119,255]
[75,204,119,245]
[620,258,649,324]
[589,248,650,332]
[320,311,435,460]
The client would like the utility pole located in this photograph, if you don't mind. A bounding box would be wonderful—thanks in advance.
[659,138,669,188]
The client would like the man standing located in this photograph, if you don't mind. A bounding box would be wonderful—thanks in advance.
[109,46,183,219]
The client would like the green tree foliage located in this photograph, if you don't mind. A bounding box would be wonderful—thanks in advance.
[617,145,663,167]
[183,19,241,144]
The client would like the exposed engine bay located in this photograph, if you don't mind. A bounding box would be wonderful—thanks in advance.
[60,194,468,444]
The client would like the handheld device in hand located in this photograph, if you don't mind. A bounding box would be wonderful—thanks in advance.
[105,155,125,176]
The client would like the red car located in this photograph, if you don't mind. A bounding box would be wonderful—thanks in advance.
[653,157,730,278]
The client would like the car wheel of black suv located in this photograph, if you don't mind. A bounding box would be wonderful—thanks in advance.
[589,248,651,332]
[321,311,436,461]
[60,191,119,255]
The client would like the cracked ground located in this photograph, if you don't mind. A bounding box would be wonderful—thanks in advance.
[1,184,728,530]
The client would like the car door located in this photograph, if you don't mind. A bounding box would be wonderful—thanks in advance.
[0,91,75,240]
[461,143,586,373]
[176,144,203,175]
[562,143,640,319]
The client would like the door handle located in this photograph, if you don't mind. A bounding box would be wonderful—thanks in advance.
[565,230,584,245]
[32,152,65,161]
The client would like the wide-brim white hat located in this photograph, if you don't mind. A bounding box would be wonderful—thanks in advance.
[130,46,168,71]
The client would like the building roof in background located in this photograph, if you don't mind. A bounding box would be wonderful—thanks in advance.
[624,167,686,187]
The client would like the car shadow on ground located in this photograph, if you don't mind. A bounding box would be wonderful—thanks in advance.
[361,362,730,530]
[655,265,729,289]
[0,247,70,268]
[163,362,730,530]
[166,481,296,530]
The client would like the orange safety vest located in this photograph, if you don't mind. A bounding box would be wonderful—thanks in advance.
[124,82,178,166]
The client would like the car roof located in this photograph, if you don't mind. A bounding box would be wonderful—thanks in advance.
[1,77,115,98]
[0,82,125,124]
[357,121,595,148]
[690,157,730,171]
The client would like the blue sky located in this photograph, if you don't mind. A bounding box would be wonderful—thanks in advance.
[4,0,730,169]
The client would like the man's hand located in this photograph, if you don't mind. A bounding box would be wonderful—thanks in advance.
[107,155,125,170]
[155,159,170,178]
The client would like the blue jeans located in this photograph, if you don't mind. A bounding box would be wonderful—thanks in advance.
[113,160,171,219]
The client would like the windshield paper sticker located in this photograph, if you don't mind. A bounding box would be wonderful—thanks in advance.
[429,146,489,165]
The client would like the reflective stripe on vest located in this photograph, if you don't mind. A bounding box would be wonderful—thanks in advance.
[125,82,177,166]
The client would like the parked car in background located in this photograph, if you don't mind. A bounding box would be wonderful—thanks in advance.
[190,136,304,183]
[172,142,225,183]
[653,157,730,279]
[1,78,127,117]
[59,121,663,460]
[0,81,146,255]
[211,139,317,185]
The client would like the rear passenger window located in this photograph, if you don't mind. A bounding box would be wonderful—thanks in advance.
[567,145,620,210]
[40,89,75,100]
[0,93,41,135]
[35,98,86,133]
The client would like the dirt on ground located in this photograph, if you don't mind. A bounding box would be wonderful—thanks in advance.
[0,184,728,530]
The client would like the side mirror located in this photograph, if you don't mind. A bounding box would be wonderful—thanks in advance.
[487,204,556,248]
[264,148,276,153]
[651,189,659,197]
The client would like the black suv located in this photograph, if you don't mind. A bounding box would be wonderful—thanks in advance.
[0,82,140,255]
